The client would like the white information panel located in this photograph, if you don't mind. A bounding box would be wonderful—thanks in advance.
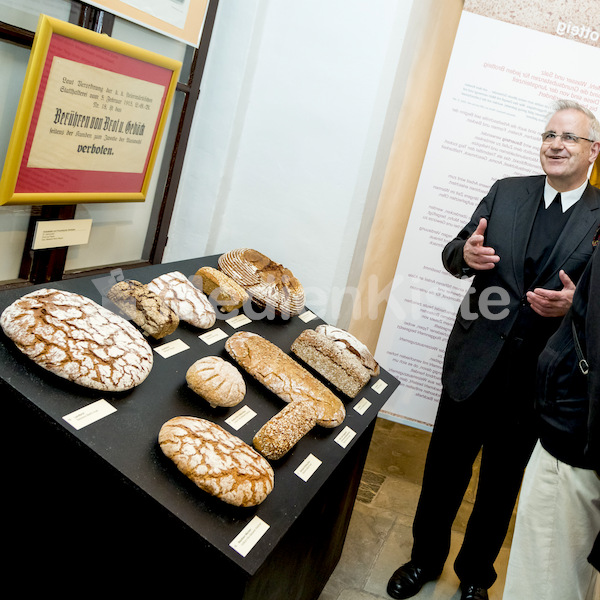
[376,0,600,430]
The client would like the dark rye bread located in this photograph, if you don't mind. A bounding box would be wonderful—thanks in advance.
[0,288,153,391]
[107,279,179,339]
[291,328,371,398]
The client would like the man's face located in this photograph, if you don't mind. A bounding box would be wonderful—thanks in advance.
[540,108,600,192]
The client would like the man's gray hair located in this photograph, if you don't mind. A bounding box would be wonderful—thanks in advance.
[549,99,600,141]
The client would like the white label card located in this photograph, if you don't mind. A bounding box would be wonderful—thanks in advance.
[63,399,116,430]
[225,406,257,431]
[199,328,228,345]
[230,516,270,557]
[294,454,322,482]
[154,338,189,358]
[32,219,93,250]
[371,379,388,394]
[334,426,357,449]
[298,311,317,323]
[226,314,252,329]
[353,398,372,415]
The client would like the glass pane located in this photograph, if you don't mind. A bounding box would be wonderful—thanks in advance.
[0,41,33,281]
[65,16,188,272]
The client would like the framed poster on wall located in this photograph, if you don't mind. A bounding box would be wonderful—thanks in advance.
[0,14,181,206]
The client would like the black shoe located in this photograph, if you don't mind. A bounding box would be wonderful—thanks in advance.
[460,584,489,600]
[386,561,440,599]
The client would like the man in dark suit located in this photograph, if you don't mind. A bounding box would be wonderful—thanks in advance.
[387,99,600,600]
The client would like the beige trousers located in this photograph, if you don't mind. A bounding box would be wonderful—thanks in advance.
[503,441,600,600]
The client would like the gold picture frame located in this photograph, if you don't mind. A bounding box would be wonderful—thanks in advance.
[0,14,181,205]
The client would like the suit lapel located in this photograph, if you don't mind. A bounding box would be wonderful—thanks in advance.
[511,177,545,292]
[530,183,600,288]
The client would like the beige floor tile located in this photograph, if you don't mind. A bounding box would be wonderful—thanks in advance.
[319,418,512,600]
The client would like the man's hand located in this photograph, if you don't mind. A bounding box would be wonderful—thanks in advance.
[526,270,575,317]
[463,218,500,270]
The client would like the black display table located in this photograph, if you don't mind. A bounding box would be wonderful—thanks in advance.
[2,256,399,598]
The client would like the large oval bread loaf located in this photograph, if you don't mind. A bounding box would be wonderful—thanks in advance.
[186,356,246,408]
[0,288,153,391]
[225,331,345,428]
[158,416,274,507]
[107,279,179,339]
[147,271,216,329]
[218,249,305,317]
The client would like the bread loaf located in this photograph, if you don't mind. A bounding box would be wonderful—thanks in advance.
[107,279,179,339]
[186,356,246,408]
[147,271,216,329]
[253,400,317,460]
[225,331,345,428]
[291,328,370,398]
[193,266,249,313]
[158,416,274,507]
[0,288,153,391]
[218,249,305,316]
[315,324,380,376]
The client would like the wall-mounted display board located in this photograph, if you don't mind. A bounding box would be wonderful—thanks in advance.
[376,0,600,430]
[0,14,181,206]
[1,255,399,597]
[84,0,210,47]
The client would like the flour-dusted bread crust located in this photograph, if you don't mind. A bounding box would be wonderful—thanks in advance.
[147,271,216,329]
[225,331,345,428]
[315,324,380,376]
[291,329,371,398]
[186,356,246,408]
[192,266,249,313]
[158,416,274,507]
[253,400,317,460]
[0,288,153,391]
[218,249,305,317]
[107,279,179,339]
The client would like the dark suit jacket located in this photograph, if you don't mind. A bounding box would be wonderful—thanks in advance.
[441,175,600,402]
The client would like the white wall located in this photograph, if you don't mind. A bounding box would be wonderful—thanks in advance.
[163,0,418,326]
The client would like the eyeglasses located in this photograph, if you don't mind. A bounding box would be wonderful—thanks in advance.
[541,131,596,145]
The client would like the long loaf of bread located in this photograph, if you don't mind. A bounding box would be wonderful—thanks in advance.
[253,400,318,460]
[225,331,345,428]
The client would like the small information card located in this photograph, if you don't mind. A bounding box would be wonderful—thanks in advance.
[294,454,322,482]
[230,516,270,557]
[225,406,257,431]
[199,328,228,345]
[63,399,116,430]
[154,338,189,358]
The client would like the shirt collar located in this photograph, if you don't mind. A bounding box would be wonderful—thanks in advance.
[544,179,588,212]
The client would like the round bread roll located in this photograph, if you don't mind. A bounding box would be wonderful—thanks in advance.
[107,279,179,339]
[158,416,274,507]
[0,288,153,391]
[186,356,246,408]
[193,266,249,313]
